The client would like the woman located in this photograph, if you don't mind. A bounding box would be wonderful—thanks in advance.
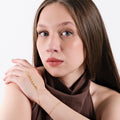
[0,0,120,120]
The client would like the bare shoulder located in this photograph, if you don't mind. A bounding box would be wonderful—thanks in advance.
[98,91,120,120]
[0,83,31,120]
[90,81,120,120]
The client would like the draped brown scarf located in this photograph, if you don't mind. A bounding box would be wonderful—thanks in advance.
[32,70,96,120]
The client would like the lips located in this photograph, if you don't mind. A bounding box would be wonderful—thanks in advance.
[46,57,63,66]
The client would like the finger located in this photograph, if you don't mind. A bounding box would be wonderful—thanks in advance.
[5,65,27,75]
[4,69,25,81]
[4,72,29,88]
[4,75,20,84]
[12,59,32,68]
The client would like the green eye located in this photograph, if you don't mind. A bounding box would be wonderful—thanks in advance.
[62,31,73,36]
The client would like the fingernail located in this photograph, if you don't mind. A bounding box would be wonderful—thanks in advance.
[3,77,6,81]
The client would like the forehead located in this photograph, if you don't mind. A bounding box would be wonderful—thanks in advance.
[38,3,76,27]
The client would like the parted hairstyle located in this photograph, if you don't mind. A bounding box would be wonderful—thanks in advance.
[33,0,120,92]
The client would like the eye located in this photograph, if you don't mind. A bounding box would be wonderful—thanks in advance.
[61,31,73,37]
[38,31,49,37]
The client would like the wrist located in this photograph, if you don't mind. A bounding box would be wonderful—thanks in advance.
[37,88,50,105]
[37,88,62,116]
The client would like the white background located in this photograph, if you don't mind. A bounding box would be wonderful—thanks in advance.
[0,0,120,106]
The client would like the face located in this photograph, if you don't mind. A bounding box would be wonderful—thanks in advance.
[36,3,85,81]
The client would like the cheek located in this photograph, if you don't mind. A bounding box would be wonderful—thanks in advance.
[68,39,84,54]
[36,40,43,53]
[66,39,85,63]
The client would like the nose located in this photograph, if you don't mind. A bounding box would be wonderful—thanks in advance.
[46,34,61,53]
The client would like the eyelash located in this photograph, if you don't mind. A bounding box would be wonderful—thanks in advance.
[61,31,73,37]
[37,30,73,37]
[37,31,49,37]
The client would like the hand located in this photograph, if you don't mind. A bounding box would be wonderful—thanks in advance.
[3,59,46,104]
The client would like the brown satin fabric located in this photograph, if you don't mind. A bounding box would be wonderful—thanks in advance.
[32,70,96,120]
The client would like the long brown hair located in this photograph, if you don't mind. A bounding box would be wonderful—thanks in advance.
[33,0,120,92]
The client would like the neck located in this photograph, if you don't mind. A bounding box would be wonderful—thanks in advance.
[59,68,85,88]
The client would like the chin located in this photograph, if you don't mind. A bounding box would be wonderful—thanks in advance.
[44,64,66,78]
[46,69,63,78]
[49,72,62,78]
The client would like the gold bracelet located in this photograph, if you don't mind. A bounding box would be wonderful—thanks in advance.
[49,102,61,115]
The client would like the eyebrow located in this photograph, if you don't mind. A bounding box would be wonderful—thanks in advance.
[37,21,75,28]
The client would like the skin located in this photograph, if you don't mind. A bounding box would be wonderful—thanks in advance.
[36,3,85,87]
[1,2,120,120]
